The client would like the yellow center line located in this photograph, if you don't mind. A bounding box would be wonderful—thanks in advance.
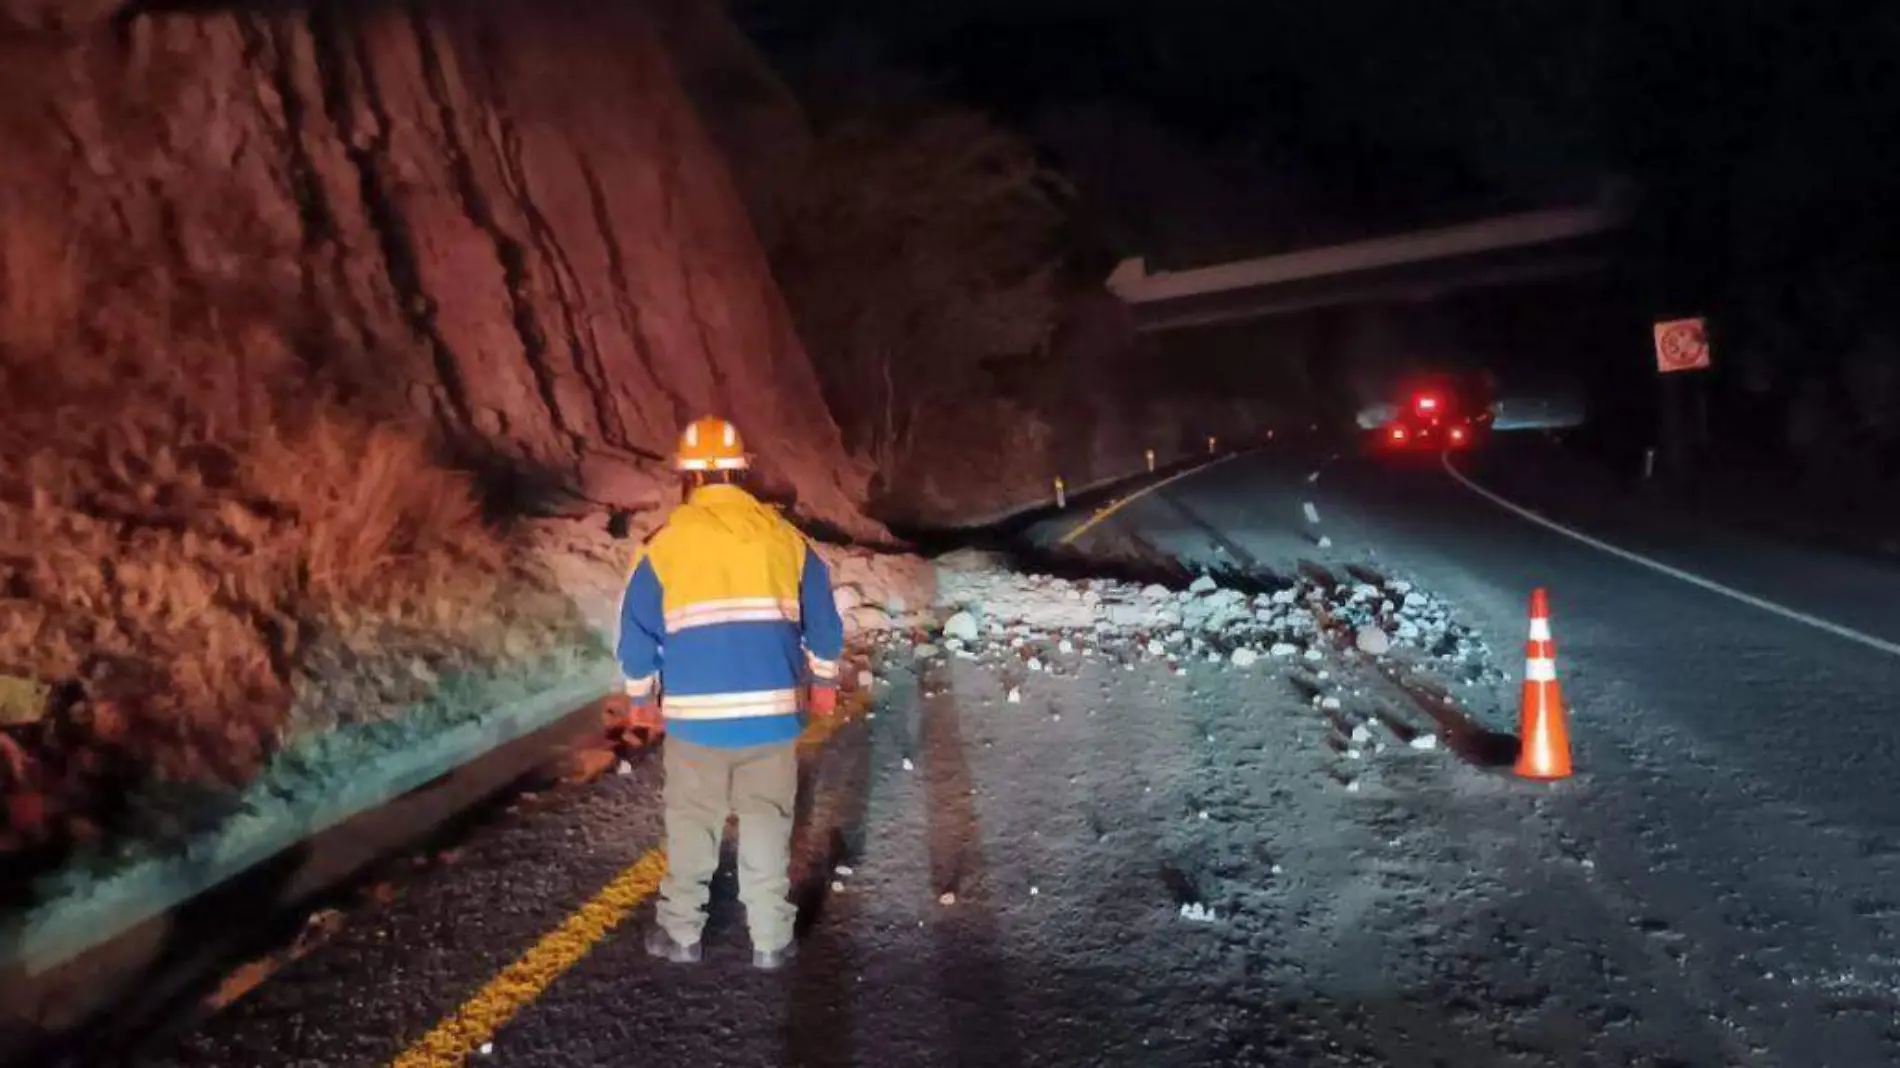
[390,849,669,1068]
[390,692,871,1067]
[1056,451,1250,547]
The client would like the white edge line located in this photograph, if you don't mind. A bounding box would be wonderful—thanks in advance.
[1441,452,1900,659]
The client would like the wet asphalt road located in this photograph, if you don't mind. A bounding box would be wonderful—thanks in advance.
[1090,438,1900,1066]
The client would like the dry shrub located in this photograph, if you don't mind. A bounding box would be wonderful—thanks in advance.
[0,192,552,883]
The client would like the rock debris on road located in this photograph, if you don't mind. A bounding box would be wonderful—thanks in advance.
[136,439,1900,1067]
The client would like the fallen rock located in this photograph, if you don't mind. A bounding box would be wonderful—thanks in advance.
[943,611,981,642]
[1355,625,1392,657]
[560,746,619,784]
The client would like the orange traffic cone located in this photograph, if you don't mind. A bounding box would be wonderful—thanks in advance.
[1514,588,1573,780]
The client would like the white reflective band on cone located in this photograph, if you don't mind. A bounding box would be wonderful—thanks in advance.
[1525,658,1557,683]
[1528,618,1552,642]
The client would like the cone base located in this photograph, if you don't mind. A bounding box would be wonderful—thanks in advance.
[1516,681,1573,780]
[1513,766,1573,782]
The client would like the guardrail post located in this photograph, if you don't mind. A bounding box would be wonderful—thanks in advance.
[1054,476,1066,509]
[1145,448,1156,473]
[1207,435,1218,454]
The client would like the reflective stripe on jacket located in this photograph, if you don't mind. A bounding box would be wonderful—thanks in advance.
[616,484,844,748]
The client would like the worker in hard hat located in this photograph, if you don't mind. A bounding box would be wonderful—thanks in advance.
[619,416,843,971]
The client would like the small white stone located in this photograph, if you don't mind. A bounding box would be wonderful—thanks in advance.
[1028,657,1044,672]
[835,865,854,876]
[1270,863,1283,875]
[480,1042,495,1056]
[1059,638,1074,654]
[1318,536,1333,549]
[940,892,957,906]
[1198,810,1210,820]
[902,757,915,771]
[1231,647,1260,668]
[1409,734,1439,751]
[831,880,846,892]
[1304,648,1324,662]
[944,611,980,642]
[1350,724,1373,745]
[856,670,875,689]
[1355,625,1392,657]
[1346,779,1362,793]
[1006,687,1022,704]
[1189,574,1218,594]
[1320,696,1342,711]
[1030,885,1040,896]
[615,759,633,776]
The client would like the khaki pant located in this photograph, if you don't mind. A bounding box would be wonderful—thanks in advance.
[656,737,798,952]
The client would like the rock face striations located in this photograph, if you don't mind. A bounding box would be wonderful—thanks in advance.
[0,0,873,534]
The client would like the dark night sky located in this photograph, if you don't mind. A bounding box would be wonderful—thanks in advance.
[738,0,1900,300]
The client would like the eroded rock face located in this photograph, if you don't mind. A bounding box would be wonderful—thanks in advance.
[0,0,874,535]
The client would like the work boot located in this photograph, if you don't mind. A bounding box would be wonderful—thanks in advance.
[645,926,702,964]
[752,939,799,971]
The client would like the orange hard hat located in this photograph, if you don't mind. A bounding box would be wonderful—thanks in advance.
[675,416,749,472]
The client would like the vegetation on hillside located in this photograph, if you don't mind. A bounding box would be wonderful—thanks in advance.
[765,80,1074,504]
[0,187,587,899]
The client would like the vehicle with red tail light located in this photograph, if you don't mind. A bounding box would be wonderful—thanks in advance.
[1371,372,1496,452]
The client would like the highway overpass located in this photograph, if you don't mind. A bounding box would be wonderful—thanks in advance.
[1108,201,1630,332]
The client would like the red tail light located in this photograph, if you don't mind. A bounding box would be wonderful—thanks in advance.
[1450,426,1467,443]
[1389,425,1408,442]
[1415,394,1438,413]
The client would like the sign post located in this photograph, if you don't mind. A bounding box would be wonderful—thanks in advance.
[1652,316,1712,479]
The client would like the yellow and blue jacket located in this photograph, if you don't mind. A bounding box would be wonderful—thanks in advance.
[616,484,844,749]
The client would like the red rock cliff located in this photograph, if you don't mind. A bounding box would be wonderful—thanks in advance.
[0,0,873,534]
